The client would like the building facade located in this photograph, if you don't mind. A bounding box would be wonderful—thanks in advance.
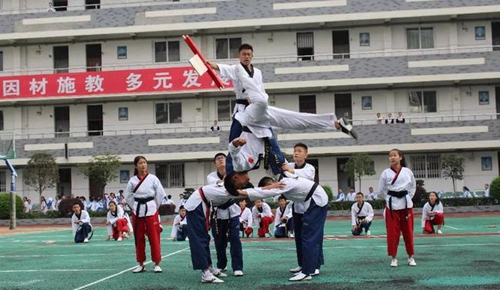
[0,0,499,203]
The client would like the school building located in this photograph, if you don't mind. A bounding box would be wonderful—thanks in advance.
[0,0,499,203]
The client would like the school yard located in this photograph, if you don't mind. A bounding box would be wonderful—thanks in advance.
[0,215,499,290]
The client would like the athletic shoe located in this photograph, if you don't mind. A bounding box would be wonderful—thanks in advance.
[289,233,295,238]
[289,273,312,282]
[211,268,227,277]
[83,238,89,243]
[105,236,111,241]
[390,259,398,267]
[234,270,244,276]
[366,230,371,236]
[312,269,320,276]
[117,237,123,242]
[338,117,358,140]
[408,258,417,266]
[437,229,443,234]
[222,266,227,272]
[265,233,271,238]
[154,265,162,273]
[133,265,145,273]
[290,266,302,273]
[201,273,224,283]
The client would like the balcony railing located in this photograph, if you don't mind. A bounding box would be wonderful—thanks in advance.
[5,112,498,140]
[0,45,498,77]
[0,0,231,15]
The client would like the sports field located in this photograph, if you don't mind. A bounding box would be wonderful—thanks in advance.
[0,215,499,290]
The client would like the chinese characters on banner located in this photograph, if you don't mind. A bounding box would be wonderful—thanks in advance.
[0,67,233,100]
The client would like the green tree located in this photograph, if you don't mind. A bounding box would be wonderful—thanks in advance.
[23,153,59,203]
[490,176,500,199]
[78,154,121,197]
[345,153,376,192]
[441,154,465,197]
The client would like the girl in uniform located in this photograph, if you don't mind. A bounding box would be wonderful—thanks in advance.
[125,156,166,273]
[378,149,416,267]
[422,191,444,234]
[106,201,129,241]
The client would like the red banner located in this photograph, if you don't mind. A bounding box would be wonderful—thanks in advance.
[0,67,233,101]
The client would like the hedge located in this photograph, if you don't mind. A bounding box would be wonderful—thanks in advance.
[0,193,24,219]
[490,176,500,199]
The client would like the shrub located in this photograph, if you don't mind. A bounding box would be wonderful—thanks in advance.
[322,185,334,202]
[58,198,84,218]
[490,176,500,200]
[0,193,24,220]
[412,185,426,204]
[159,204,176,216]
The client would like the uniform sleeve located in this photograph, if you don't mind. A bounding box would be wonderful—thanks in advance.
[366,203,374,222]
[407,169,416,198]
[296,165,315,181]
[435,203,444,213]
[378,171,389,198]
[251,207,259,227]
[274,208,281,225]
[285,205,293,219]
[263,203,273,217]
[153,176,167,208]
[217,64,238,80]
[351,204,357,226]
[206,173,219,185]
[247,210,253,228]
[125,180,135,209]
[171,216,180,238]
[421,203,429,228]
[228,142,249,172]
[81,211,91,223]
[71,215,77,236]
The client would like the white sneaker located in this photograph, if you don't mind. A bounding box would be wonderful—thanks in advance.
[338,117,358,140]
[289,272,312,282]
[83,238,89,243]
[408,258,417,266]
[289,233,295,238]
[290,266,302,273]
[132,265,145,273]
[234,270,244,276]
[211,268,227,277]
[117,237,123,242]
[154,265,162,273]
[390,259,398,267]
[366,230,371,236]
[437,229,443,234]
[201,273,224,283]
[265,233,271,238]
[312,269,320,276]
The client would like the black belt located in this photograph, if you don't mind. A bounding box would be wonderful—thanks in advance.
[236,99,249,106]
[387,190,409,219]
[358,216,366,220]
[304,183,319,202]
[241,126,251,133]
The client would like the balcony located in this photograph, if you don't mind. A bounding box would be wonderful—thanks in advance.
[7,113,500,164]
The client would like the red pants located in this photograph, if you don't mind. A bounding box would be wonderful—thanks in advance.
[385,208,414,257]
[112,218,129,240]
[258,216,274,237]
[424,213,445,234]
[132,212,162,264]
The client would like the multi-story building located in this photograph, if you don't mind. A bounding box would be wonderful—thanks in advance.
[0,0,499,203]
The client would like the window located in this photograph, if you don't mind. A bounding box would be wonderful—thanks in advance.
[217,99,236,121]
[0,111,3,131]
[406,28,434,49]
[410,154,441,179]
[299,95,316,114]
[0,51,3,71]
[53,0,68,11]
[156,164,185,188]
[85,0,100,9]
[154,41,180,63]
[215,38,242,59]
[297,32,314,61]
[155,102,182,124]
[53,46,69,73]
[408,91,437,113]
[0,170,6,192]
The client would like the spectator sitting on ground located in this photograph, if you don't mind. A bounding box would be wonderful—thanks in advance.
[171,207,188,241]
[385,113,394,124]
[366,187,378,200]
[274,195,294,238]
[252,199,274,238]
[351,192,374,236]
[333,188,345,202]
[238,199,253,238]
[71,202,93,243]
[40,196,48,213]
[23,197,30,213]
[163,195,175,205]
[376,113,383,124]
[463,186,476,198]
[345,187,357,202]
